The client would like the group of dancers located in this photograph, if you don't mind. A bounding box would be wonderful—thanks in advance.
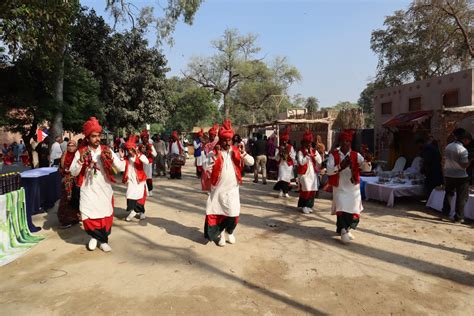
[63,116,364,252]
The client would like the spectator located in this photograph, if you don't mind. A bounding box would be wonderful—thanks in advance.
[2,143,9,156]
[442,128,473,223]
[60,137,69,153]
[50,136,63,167]
[419,137,443,197]
[153,134,167,176]
[36,136,50,168]
[12,142,19,162]
[253,133,268,184]
[18,140,26,161]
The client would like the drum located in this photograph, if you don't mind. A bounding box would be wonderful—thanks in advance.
[171,154,186,167]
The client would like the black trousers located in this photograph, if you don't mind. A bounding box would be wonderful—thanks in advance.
[126,199,145,214]
[442,177,469,220]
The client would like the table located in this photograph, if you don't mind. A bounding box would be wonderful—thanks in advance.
[0,189,44,266]
[20,167,61,232]
[364,177,424,207]
[360,176,378,200]
[426,189,474,220]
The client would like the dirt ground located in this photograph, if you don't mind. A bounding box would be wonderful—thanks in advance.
[1,164,473,315]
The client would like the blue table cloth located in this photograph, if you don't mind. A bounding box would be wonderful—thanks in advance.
[20,167,61,232]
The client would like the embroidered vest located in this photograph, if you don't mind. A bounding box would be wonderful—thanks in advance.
[328,149,361,187]
[210,146,243,186]
[76,145,116,187]
[122,155,147,184]
[194,139,202,157]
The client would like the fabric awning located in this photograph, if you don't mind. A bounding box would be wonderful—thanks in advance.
[382,110,432,128]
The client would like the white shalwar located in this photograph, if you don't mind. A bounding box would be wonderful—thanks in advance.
[274,146,296,183]
[326,149,365,214]
[297,150,322,192]
[69,146,125,220]
[205,150,254,217]
[126,154,149,200]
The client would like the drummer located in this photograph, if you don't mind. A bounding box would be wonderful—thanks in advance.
[168,131,185,179]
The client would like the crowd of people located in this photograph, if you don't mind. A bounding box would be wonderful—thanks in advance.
[2,116,472,253]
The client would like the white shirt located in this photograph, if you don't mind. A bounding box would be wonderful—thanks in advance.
[205,149,254,217]
[194,140,205,167]
[327,149,364,214]
[140,140,157,179]
[126,154,149,200]
[297,150,322,192]
[444,141,469,178]
[50,142,63,164]
[274,146,296,183]
[69,146,125,219]
[170,141,183,155]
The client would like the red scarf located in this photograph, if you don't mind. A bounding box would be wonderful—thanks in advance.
[297,148,318,175]
[76,145,116,187]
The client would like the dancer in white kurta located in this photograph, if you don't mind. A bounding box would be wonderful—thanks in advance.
[123,136,150,222]
[69,117,125,252]
[274,127,296,198]
[139,130,157,196]
[204,119,254,246]
[326,130,364,244]
[297,130,322,214]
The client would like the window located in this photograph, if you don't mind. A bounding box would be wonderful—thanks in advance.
[381,102,392,115]
[409,97,421,112]
[443,90,459,107]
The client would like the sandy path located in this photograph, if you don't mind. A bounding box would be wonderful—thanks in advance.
[1,165,473,315]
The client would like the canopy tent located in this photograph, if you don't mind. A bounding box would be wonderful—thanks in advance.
[382,110,432,129]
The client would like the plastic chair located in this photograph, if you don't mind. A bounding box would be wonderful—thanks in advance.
[391,156,406,173]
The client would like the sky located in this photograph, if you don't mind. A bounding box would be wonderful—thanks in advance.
[81,0,411,107]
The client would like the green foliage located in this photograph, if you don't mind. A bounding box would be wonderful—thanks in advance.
[329,101,360,110]
[166,77,220,131]
[305,96,319,114]
[357,81,386,128]
[371,0,473,85]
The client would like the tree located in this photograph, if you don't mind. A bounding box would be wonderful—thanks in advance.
[357,81,386,128]
[371,0,473,85]
[166,77,220,132]
[231,57,301,124]
[305,97,319,114]
[331,101,360,110]
[185,28,263,118]
[105,0,203,45]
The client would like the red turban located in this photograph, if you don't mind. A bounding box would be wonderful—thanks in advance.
[302,129,313,143]
[171,131,179,140]
[218,119,234,140]
[280,126,290,142]
[83,117,102,137]
[197,128,204,138]
[208,123,219,138]
[140,129,149,139]
[339,130,354,142]
[124,135,137,150]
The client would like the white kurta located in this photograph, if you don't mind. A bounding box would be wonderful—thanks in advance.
[274,146,296,183]
[327,149,365,214]
[126,154,149,200]
[205,150,254,217]
[170,141,183,155]
[297,150,322,192]
[193,140,205,167]
[70,146,125,220]
[141,140,157,179]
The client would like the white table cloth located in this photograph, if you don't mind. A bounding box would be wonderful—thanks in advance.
[426,189,474,220]
[20,167,58,178]
[364,178,424,207]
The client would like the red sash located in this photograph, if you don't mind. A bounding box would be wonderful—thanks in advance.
[328,149,361,187]
[169,141,183,155]
[210,146,243,186]
[122,155,147,184]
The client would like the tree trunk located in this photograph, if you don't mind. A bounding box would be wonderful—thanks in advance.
[223,93,230,118]
[52,48,65,143]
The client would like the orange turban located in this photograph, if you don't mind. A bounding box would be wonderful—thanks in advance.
[339,130,354,142]
[208,123,219,138]
[83,117,102,137]
[302,129,313,143]
[140,129,149,139]
[197,128,204,138]
[218,119,234,140]
[124,135,138,150]
[280,126,290,142]
[171,131,179,140]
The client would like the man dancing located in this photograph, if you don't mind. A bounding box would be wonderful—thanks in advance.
[123,135,149,222]
[297,129,322,214]
[203,119,254,246]
[327,130,364,244]
[201,123,219,192]
[139,130,157,196]
[193,129,205,177]
[70,117,125,252]
[274,127,295,198]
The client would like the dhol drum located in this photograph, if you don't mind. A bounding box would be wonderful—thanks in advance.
[170,154,186,167]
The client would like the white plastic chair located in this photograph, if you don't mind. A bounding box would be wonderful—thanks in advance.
[391,156,406,173]
[408,156,422,173]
